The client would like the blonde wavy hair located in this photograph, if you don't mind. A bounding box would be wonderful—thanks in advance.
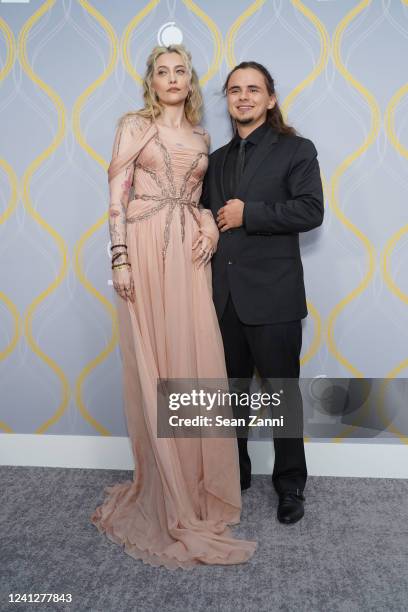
[119,44,203,128]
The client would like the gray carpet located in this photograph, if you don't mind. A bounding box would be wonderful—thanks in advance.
[1,467,407,612]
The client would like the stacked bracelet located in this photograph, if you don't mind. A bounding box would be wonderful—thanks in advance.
[110,243,129,270]
[112,251,127,264]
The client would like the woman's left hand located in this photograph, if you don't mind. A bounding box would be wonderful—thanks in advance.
[192,233,214,268]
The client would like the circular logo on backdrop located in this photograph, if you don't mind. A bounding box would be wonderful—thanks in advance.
[157,22,183,46]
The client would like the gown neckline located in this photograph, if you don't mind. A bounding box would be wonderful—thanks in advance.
[154,122,208,155]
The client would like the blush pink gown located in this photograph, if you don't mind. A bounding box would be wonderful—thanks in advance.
[90,114,257,569]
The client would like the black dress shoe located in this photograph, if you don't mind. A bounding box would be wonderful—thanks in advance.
[277,490,305,524]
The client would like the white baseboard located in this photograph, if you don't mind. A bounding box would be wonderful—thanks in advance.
[0,434,407,478]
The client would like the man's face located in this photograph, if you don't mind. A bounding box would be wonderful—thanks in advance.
[226,68,275,128]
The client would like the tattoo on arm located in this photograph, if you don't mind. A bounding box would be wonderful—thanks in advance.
[108,165,133,247]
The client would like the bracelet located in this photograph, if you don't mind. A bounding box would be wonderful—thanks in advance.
[111,251,128,264]
[110,243,127,251]
[112,265,131,271]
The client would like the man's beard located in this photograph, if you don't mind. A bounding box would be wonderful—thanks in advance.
[235,117,253,125]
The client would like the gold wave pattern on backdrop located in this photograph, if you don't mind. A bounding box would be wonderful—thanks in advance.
[0,0,406,440]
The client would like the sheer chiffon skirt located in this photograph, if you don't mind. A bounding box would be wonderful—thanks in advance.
[91,207,257,569]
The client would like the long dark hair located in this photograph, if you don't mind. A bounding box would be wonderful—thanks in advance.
[222,61,298,136]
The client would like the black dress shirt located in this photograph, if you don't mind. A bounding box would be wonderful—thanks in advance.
[223,121,270,200]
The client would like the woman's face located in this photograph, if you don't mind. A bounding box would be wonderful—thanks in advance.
[151,52,191,107]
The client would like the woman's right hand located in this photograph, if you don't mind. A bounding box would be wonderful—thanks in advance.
[112,266,135,302]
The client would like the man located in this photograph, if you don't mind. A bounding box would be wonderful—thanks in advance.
[201,61,324,524]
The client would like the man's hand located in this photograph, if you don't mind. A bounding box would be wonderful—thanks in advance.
[216,199,244,232]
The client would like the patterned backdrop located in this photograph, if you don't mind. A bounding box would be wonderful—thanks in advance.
[0,0,407,441]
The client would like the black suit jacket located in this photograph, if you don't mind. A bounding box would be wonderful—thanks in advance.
[201,125,324,324]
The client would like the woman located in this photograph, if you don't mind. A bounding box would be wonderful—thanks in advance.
[90,44,256,569]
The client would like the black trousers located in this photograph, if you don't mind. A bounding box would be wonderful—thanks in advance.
[219,294,307,494]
